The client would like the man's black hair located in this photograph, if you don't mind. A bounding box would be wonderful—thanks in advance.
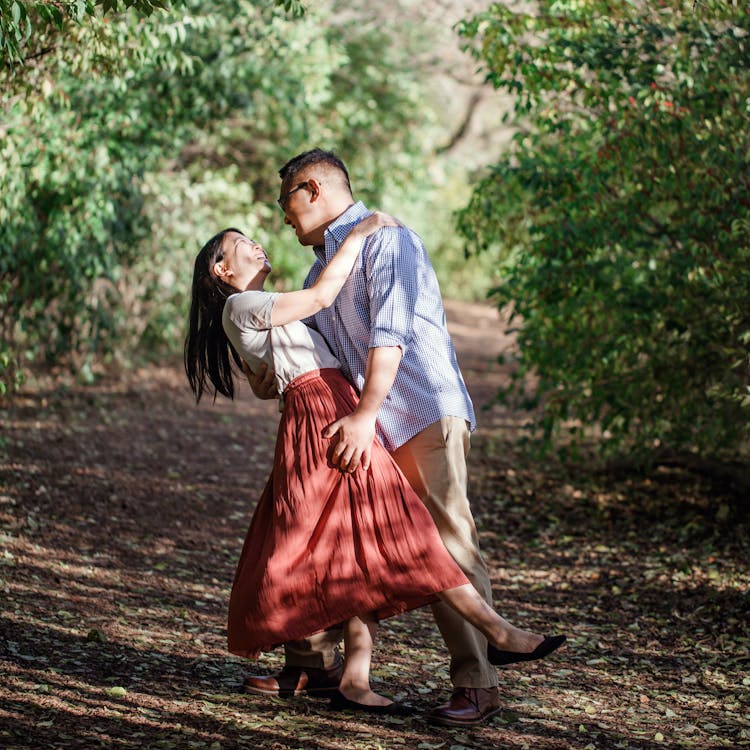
[278,148,352,193]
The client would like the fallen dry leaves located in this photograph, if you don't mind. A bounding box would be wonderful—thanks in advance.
[1,301,748,750]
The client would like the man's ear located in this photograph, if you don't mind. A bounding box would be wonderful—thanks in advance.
[306,177,322,202]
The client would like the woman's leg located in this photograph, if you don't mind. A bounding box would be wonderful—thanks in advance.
[338,615,393,707]
[437,584,545,653]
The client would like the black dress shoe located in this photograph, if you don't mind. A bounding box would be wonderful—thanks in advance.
[488,634,567,666]
[328,689,414,716]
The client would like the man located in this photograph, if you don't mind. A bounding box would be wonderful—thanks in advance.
[244,148,501,726]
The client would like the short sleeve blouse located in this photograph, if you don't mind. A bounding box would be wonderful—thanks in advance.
[222,290,341,393]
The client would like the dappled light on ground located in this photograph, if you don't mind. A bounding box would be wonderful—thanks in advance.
[1,302,748,749]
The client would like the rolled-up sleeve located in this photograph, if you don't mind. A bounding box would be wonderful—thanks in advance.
[224,290,279,332]
[365,227,418,352]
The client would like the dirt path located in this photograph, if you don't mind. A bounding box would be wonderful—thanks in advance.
[1,300,748,750]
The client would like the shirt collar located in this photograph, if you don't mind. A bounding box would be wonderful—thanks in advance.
[314,201,370,262]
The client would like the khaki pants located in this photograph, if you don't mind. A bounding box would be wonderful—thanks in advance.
[283,416,498,689]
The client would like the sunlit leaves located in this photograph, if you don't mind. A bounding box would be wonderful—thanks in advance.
[0,0,429,392]
[457,1,750,462]
[0,0,302,67]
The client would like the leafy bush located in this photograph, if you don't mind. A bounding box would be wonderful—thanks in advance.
[457,1,750,462]
[0,0,433,392]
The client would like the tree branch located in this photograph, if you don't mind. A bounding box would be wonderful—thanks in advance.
[436,90,483,155]
[23,45,58,63]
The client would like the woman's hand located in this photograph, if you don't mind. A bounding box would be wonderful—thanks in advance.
[353,211,402,239]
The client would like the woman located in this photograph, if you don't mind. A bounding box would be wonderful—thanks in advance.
[184,213,565,715]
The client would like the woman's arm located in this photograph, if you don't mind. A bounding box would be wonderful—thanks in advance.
[269,211,400,327]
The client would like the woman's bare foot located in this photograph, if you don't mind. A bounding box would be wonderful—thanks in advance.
[490,626,545,654]
[337,681,393,707]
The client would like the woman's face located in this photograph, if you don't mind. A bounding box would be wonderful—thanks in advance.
[214,231,271,290]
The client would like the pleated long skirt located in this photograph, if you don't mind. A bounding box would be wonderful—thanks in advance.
[227,368,469,658]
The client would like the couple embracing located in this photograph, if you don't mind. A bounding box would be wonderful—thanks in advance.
[184,148,565,725]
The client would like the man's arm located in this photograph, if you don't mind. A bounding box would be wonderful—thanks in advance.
[325,225,420,472]
[242,361,278,400]
[323,345,402,472]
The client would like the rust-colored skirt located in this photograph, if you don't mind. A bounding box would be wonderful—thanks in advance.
[227,368,469,658]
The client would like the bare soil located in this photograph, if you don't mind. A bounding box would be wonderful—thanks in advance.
[1,300,748,750]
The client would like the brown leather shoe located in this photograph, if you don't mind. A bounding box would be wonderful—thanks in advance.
[427,687,501,726]
[242,662,344,698]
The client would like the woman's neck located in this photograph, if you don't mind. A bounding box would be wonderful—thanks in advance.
[244,272,267,292]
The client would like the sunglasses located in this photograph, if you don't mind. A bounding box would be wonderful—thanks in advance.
[277,181,309,210]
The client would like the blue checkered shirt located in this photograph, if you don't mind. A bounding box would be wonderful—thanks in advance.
[303,201,476,452]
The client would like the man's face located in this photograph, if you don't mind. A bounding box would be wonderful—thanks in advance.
[278,178,324,246]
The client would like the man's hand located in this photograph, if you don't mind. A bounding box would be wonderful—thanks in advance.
[242,361,279,400]
[322,346,401,473]
[323,410,376,473]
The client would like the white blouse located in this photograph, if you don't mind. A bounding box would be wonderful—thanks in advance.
[222,290,341,393]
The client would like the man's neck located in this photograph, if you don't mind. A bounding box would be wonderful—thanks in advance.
[326,199,356,230]
[310,201,356,248]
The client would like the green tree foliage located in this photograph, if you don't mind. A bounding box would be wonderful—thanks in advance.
[0,1,185,65]
[457,0,749,462]
[0,0,428,392]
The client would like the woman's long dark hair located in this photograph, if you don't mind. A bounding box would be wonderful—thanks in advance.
[184,228,244,403]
